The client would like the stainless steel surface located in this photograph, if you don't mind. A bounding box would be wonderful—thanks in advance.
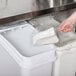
[1,0,75,19]
[35,0,75,10]
[0,0,76,25]
[35,0,50,10]
[32,0,76,11]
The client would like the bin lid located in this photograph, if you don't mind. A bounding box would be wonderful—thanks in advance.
[0,22,56,57]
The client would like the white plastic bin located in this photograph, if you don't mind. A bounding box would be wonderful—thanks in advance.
[53,39,76,76]
[0,22,56,76]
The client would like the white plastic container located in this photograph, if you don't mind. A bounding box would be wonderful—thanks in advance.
[0,22,56,76]
[53,38,76,76]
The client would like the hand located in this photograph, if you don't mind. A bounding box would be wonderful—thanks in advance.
[58,12,76,32]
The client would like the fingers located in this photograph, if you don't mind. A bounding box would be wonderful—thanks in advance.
[58,24,73,32]
[58,20,73,32]
[58,21,66,31]
[61,27,72,32]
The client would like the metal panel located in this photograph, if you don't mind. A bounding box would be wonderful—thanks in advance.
[0,0,76,24]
